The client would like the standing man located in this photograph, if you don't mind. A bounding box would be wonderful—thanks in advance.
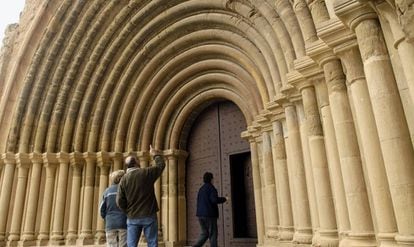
[193,172,227,247]
[100,170,127,247]
[116,145,165,247]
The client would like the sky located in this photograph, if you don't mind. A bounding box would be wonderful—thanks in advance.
[0,0,26,45]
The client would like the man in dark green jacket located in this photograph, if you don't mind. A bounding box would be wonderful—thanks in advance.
[116,145,165,247]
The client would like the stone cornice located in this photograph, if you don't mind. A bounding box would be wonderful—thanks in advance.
[334,0,377,31]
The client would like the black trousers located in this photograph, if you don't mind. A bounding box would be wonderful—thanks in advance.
[193,217,218,247]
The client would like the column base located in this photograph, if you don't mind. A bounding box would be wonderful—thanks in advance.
[293,228,313,244]
[319,229,339,247]
[35,239,49,246]
[395,234,414,246]
[19,233,36,242]
[138,241,165,247]
[279,226,294,241]
[17,240,37,247]
[94,231,106,245]
[266,227,279,240]
[5,240,18,247]
[50,232,65,245]
[164,240,185,247]
[377,232,398,247]
[346,232,376,246]
[65,232,77,246]
[7,233,20,242]
[76,236,94,246]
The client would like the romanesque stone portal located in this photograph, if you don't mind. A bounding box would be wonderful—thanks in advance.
[0,0,413,246]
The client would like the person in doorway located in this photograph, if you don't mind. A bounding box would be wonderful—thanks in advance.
[193,172,227,247]
[100,170,127,247]
[116,145,166,247]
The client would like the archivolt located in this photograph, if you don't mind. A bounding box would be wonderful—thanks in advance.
[3,0,308,154]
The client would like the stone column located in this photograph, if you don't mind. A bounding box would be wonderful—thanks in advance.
[284,103,313,244]
[137,152,150,246]
[66,152,84,245]
[271,120,294,241]
[50,152,70,245]
[314,81,351,240]
[321,56,375,245]
[177,150,188,244]
[8,153,30,243]
[96,152,111,244]
[249,139,265,245]
[37,153,58,244]
[161,153,169,242]
[336,2,414,244]
[300,81,338,246]
[261,130,279,240]
[348,10,414,246]
[168,151,178,244]
[21,153,44,243]
[376,3,414,107]
[295,101,320,242]
[336,42,399,246]
[165,149,187,246]
[0,153,16,242]
[78,152,96,245]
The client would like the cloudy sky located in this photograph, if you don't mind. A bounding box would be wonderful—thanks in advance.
[0,0,26,44]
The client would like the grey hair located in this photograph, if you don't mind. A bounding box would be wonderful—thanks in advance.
[110,170,125,184]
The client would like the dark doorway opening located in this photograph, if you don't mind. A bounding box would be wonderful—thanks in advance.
[230,152,257,239]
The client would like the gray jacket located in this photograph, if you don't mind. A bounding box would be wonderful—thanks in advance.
[100,184,127,230]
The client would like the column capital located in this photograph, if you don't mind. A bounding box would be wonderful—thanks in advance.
[70,151,84,168]
[333,40,366,84]
[163,150,188,160]
[2,152,16,165]
[15,153,30,168]
[82,152,97,163]
[136,151,150,162]
[56,152,70,164]
[334,0,377,31]
[305,39,339,67]
[43,152,58,167]
[96,151,111,168]
[30,152,43,164]
[294,56,325,80]
[317,18,356,49]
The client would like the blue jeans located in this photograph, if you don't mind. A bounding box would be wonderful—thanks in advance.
[193,217,218,247]
[127,215,158,247]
